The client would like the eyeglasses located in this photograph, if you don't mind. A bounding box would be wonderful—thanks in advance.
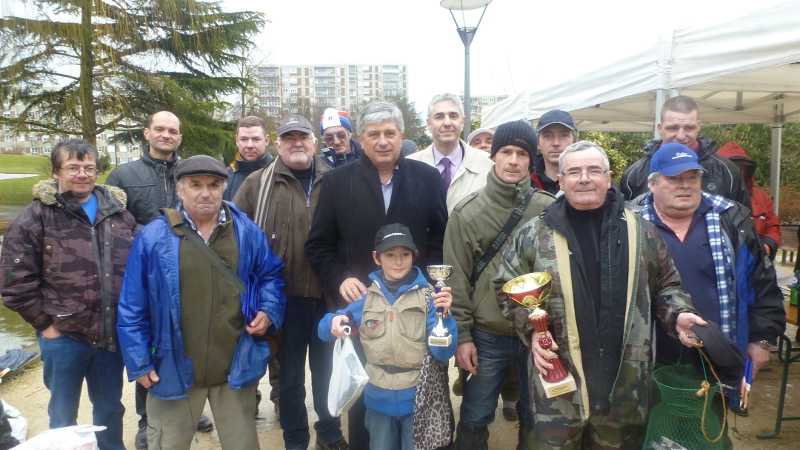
[323,131,348,143]
[561,169,607,181]
[60,166,97,176]
[280,135,314,145]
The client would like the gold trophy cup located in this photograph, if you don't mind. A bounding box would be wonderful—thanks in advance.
[502,272,577,397]
[427,265,453,347]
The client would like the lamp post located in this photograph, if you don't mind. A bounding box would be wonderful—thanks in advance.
[440,0,491,139]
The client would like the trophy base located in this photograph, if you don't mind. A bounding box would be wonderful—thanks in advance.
[539,372,577,398]
[428,334,452,347]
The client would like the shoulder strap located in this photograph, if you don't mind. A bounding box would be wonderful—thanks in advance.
[469,188,537,286]
[177,224,245,293]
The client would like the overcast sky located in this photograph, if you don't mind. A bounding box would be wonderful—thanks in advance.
[221,0,785,115]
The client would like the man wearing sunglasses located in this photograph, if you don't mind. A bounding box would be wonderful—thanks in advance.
[319,108,362,168]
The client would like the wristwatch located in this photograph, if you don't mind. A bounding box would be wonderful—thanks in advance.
[754,339,772,349]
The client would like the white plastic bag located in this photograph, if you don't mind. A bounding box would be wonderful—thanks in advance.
[14,425,105,450]
[1,398,27,443]
[327,330,369,417]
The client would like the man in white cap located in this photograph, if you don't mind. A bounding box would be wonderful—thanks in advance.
[467,128,494,153]
[319,108,362,168]
[406,93,494,213]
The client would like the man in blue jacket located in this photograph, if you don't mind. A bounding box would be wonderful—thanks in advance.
[117,155,286,450]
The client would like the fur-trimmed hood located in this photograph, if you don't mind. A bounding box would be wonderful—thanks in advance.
[33,179,128,208]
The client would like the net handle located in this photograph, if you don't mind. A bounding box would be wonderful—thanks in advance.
[694,344,727,443]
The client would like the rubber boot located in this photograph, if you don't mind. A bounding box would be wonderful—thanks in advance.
[454,421,489,450]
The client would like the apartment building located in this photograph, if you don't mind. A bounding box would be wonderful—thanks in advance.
[461,94,509,123]
[251,64,408,119]
[1,88,141,164]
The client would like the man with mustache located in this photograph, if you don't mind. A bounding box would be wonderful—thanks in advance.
[445,121,555,448]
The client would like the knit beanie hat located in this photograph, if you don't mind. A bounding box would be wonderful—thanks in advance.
[490,120,538,160]
[319,108,352,134]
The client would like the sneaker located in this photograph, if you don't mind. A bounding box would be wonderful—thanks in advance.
[135,424,148,449]
[316,438,350,450]
[197,414,214,432]
[502,400,519,421]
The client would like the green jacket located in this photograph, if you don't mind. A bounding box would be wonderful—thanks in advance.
[445,170,555,343]
[495,191,696,425]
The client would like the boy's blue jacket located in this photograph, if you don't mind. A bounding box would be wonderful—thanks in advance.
[319,267,457,417]
[117,202,286,400]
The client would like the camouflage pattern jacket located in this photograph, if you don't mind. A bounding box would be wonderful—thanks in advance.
[495,190,696,425]
[1,181,137,350]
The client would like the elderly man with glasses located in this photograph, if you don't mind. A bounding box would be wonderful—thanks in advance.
[319,108,363,168]
[495,141,704,449]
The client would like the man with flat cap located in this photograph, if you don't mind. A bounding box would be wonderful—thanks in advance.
[117,155,287,450]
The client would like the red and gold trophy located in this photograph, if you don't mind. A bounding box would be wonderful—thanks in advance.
[502,272,577,397]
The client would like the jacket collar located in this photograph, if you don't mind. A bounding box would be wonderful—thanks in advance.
[142,145,179,168]
[483,168,533,208]
[32,179,127,215]
[231,153,272,173]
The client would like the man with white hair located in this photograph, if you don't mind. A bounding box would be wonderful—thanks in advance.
[406,93,494,213]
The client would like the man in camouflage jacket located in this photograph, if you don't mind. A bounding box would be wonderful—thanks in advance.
[494,141,704,449]
[1,139,137,450]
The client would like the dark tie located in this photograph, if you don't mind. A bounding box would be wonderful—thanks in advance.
[440,157,452,194]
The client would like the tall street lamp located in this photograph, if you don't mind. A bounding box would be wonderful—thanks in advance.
[440,0,491,138]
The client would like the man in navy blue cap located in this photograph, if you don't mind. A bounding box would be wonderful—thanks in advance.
[530,110,579,195]
[639,143,784,409]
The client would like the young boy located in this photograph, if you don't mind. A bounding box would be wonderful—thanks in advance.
[318,223,457,450]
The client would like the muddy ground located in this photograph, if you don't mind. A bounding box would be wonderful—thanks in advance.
[1,324,798,449]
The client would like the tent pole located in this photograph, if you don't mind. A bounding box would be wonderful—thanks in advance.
[770,124,782,215]
[654,89,666,139]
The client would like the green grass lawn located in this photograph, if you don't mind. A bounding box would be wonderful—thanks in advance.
[0,153,111,206]
[0,154,51,174]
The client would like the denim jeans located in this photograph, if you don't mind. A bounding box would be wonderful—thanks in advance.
[365,408,413,450]
[38,333,125,450]
[460,329,533,427]
[279,297,344,449]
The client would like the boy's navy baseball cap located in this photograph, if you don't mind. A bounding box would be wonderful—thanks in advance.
[374,223,417,254]
[650,142,705,176]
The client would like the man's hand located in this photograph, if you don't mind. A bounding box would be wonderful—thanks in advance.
[40,324,61,339]
[675,312,708,348]
[747,343,771,381]
[340,277,367,303]
[531,330,560,377]
[246,311,271,336]
[137,370,160,388]
[456,342,479,376]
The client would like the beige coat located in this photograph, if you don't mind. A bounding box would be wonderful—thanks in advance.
[406,140,494,214]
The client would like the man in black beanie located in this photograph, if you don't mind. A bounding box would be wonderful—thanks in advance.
[446,121,556,449]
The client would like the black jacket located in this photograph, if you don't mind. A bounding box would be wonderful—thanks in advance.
[106,147,180,228]
[529,155,560,195]
[305,155,448,305]
[620,136,750,208]
[320,138,363,169]
[222,153,274,201]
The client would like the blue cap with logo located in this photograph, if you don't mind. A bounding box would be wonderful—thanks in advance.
[649,142,705,176]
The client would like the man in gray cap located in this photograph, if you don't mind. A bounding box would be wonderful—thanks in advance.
[234,114,349,450]
[117,155,287,450]
[530,109,579,195]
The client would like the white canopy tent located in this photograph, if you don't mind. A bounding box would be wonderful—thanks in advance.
[481,0,800,208]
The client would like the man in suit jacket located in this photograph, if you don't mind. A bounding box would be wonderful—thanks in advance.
[306,101,448,450]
